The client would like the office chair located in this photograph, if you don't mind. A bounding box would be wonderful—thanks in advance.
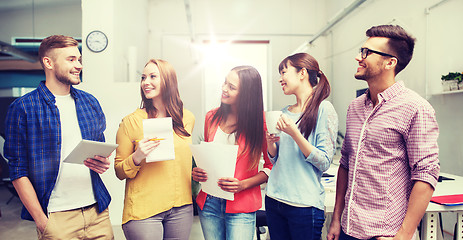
[0,135,18,204]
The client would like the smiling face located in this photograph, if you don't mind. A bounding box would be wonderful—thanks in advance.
[279,64,302,95]
[221,70,240,106]
[141,62,162,100]
[354,37,391,81]
[50,46,82,86]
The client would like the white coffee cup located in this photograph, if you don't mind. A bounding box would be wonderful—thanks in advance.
[265,111,282,134]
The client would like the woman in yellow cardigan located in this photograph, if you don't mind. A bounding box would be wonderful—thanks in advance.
[114,59,195,240]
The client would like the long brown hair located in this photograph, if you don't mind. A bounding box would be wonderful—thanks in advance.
[211,66,264,170]
[140,59,190,137]
[279,53,331,138]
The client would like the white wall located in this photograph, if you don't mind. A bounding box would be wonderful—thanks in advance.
[80,0,150,226]
[425,0,463,179]
[146,0,329,142]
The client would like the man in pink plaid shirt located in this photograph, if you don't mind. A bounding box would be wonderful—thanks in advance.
[327,25,440,240]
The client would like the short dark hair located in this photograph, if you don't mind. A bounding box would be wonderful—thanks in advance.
[38,35,79,68]
[366,25,416,75]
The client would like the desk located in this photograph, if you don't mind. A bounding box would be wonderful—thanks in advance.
[322,166,463,240]
[422,173,463,240]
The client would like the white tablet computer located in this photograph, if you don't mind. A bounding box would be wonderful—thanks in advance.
[63,139,118,164]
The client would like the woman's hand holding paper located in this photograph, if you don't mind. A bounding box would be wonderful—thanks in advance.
[218,177,245,193]
[192,167,208,182]
[132,137,161,165]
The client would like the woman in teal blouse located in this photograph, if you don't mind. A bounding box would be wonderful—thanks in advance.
[265,52,338,240]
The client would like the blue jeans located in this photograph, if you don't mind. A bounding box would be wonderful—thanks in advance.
[265,196,325,240]
[198,195,256,240]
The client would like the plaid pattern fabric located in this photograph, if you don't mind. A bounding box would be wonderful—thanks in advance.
[4,81,111,221]
[339,81,440,239]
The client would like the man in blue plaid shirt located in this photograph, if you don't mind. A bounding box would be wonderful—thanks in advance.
[4,35,113,239]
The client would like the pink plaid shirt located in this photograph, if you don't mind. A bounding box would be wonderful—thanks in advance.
[339,81,440,239]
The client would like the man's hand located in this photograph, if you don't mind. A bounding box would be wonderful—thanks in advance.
[36,214,48,233]
[84,155,110,174]
[375,228,415,240]
[326,219,341,240]
[386,226,415,240]
[12,177,49,234]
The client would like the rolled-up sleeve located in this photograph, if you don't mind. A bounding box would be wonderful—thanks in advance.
[339,105,353,170]
[406,105,440,189]
[4,101,28,181]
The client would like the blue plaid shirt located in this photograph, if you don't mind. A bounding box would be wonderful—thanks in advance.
[4,81,111,221]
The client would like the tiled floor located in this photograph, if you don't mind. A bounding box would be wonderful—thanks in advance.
[0,185,37,240]
[0,184,270,240]
[2,184,454,240]
[0,184,208,240]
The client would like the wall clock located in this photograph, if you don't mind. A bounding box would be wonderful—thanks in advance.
[86,30,108,53]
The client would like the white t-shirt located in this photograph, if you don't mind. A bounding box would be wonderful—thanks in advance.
[213,126,271,177]
[47,94,96,213]
[213,127,236,145]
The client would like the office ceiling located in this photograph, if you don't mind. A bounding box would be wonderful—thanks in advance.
[0,0,80,63]
[0,0,80,12]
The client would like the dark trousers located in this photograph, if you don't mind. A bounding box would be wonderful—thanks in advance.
[340,230,376,240]
[265,196,324,240]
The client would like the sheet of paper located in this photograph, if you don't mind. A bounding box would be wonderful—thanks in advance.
[63,140,118,164]
[143,117,175,162]
[190,142,238,201]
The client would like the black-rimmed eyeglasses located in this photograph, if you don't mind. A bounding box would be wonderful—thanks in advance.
[360,47,398,61]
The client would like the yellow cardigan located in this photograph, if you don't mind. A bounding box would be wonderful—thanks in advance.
[114,108,195,224]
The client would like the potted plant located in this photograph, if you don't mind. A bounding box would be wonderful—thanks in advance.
[441,72,463,91]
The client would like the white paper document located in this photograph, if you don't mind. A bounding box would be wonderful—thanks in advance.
[190,142,238,200]
[63,140,118,164]
[143,117,175,162]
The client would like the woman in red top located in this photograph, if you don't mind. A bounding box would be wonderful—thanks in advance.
[192,65,272,240]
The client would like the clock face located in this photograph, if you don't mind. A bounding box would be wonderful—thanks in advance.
[86,30,108,53]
